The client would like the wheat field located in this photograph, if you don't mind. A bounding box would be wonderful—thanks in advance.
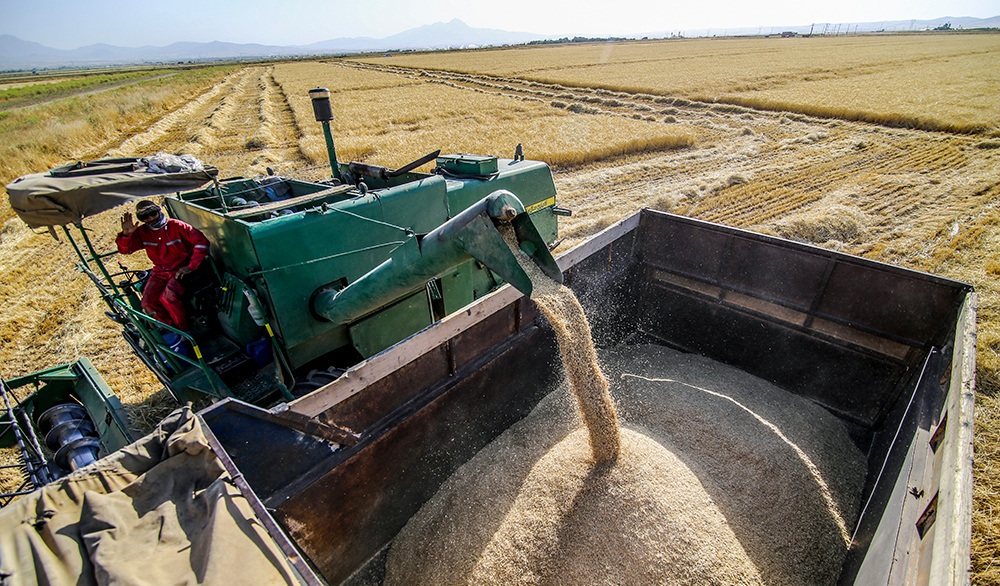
[356,34,1000,134]
[1,33,999,582]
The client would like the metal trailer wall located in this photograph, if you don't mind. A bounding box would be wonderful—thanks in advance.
[609,211,973,585]
[201,210,973,585]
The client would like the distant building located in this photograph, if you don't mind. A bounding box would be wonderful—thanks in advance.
[780,31,798,38]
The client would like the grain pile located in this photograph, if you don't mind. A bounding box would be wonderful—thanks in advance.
[607,345,866,584]
[470,427,759,584]
[385,343,866,585]
[384,378,765,586]
[385,237,860,584]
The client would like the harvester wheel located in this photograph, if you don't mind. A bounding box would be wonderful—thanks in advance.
[292,366,347,396]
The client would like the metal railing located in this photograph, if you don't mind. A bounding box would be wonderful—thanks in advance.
[0,378,52,507]
[65,223,228,400]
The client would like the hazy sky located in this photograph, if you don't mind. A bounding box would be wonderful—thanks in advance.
[2,0,997,49]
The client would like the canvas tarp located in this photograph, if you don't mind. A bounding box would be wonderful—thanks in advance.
[0,407,300,586]
[6,160,216,229]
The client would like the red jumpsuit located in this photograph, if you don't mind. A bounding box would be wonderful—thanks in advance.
[116,219,210,330]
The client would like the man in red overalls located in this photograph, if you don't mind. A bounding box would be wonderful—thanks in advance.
[116,200,210,331]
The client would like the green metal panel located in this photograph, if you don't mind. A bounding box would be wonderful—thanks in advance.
[359,175,451,233]
[443,159,557,221]
[73,358,133,452]
[470,263,502,300]
[217,272,265,346]
[165,197,259,279]
[252,208,407,365]
[437,154,499,176]
[440,260,476,314]
[250,177,449,367]
[0,359,133,454]
[349,290,434,358]
[529,208,558,245]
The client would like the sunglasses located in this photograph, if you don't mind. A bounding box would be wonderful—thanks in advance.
[136,208,161,221]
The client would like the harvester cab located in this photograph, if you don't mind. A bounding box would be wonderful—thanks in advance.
[5,87,568,408]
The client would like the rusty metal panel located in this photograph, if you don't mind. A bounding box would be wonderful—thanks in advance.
[839,347,952,584]
[564,226,637,294]
[518,293,539,327]
[817,262,967,345]
[275,327,559,585]
[558,212,640,275]
[639,283,908,426]
[636,210,969,349]
[199,400,340,504]
[638,212,727,278]
[640,211,835,309]
[317,345,451,434]
[719,236,833,309]
[450,303,518,369]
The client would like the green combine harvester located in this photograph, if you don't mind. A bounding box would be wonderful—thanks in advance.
[7,88,567,407]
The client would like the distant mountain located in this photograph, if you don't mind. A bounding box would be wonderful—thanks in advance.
[2,15,998,71]
[382,18,543,50]
[0,19,547,70]
[302,19,544,53]
[0,35,67,68]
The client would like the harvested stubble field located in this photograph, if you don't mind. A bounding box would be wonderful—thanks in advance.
[356,34,1000,134]
[0,33,999,582]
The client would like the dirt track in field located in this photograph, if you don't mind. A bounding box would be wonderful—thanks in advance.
[0,74,178,112]
[106,66,310,177]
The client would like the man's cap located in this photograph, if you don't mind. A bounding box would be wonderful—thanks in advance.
[135,200,161,217]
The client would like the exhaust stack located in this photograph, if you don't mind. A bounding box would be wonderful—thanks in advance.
[309,88,342,181]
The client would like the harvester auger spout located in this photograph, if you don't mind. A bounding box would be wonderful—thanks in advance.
[312,189,561,325]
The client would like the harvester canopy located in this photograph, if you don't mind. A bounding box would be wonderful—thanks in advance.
[0,406,303,584]
[6,156,217,229]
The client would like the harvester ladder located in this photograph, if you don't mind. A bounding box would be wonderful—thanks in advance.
[64,224,123,298]
[62,224,228,399]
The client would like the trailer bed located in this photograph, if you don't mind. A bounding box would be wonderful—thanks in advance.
[201,209,974,585]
